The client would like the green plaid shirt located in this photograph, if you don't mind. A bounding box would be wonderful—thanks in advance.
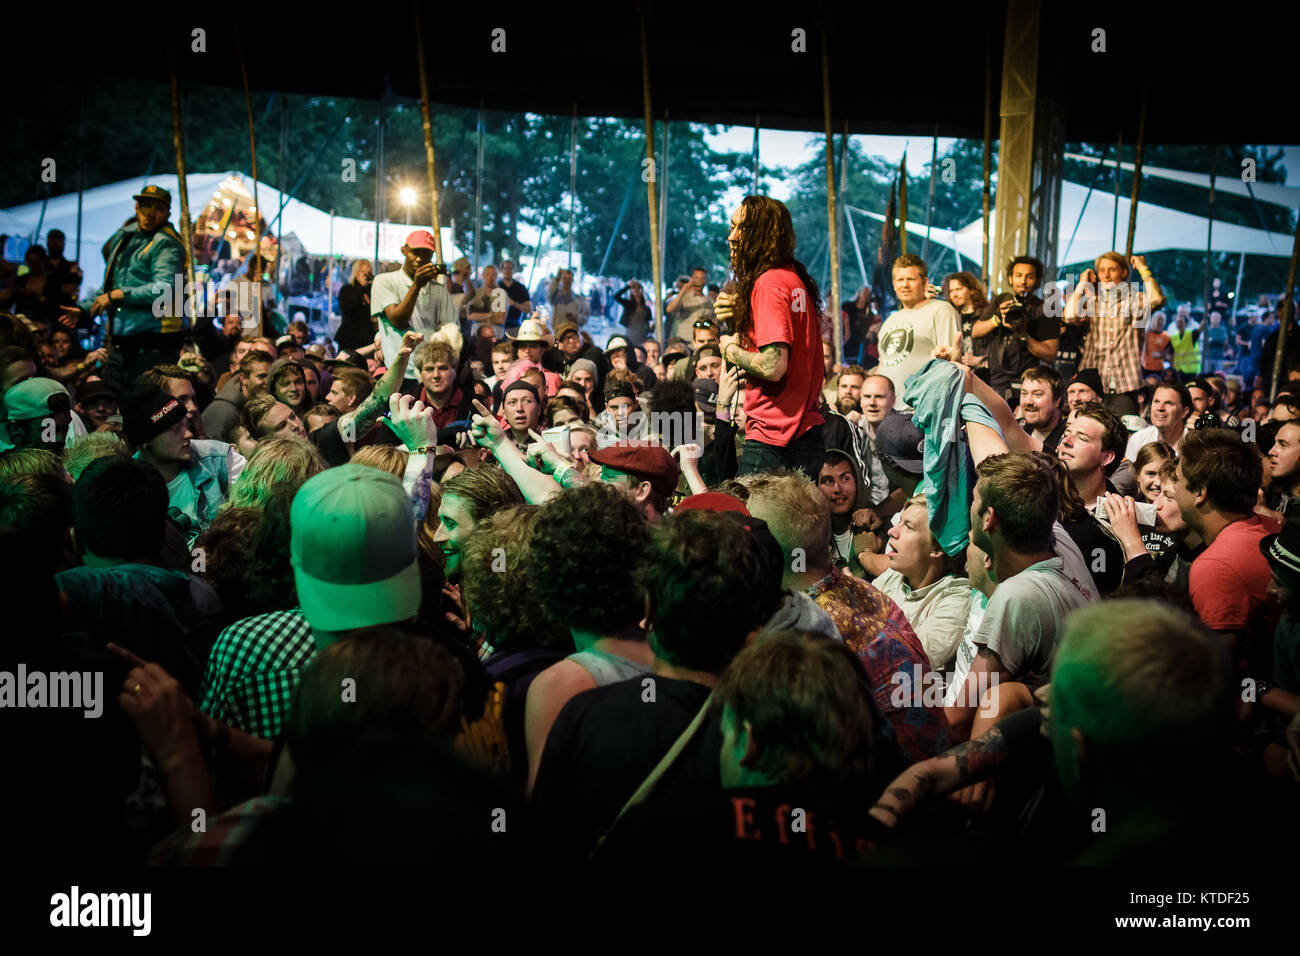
[199,609,315,741]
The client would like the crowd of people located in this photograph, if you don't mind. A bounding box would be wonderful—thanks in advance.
[1,185,1298,869]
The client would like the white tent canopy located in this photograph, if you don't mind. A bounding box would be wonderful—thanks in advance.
[2,172,464,297]
[1065,153,1300,209]
[856,181,1296,277]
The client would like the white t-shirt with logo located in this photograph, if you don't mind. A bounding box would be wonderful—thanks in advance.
[876,298,962,409]
[371,269,456,380]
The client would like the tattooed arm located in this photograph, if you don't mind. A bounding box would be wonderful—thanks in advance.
[720,337,790,383]
[868,724,1010,829]
[339,330,421,442]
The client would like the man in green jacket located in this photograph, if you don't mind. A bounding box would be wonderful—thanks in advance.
[64,184,189,388]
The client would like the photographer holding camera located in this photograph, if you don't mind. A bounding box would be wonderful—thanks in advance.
[371,230,458,397]
[971,256,1058,406]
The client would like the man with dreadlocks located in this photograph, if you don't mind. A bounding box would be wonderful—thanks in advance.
[715,196,826,479]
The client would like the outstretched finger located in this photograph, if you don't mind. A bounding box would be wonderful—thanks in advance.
[106,642,149,669]
[471,398,494,419]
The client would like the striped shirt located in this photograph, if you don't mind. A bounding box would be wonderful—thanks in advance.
[199,608,315,741]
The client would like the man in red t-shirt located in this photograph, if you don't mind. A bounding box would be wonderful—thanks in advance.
[1174,429,1280,679]
[716,196,825,479]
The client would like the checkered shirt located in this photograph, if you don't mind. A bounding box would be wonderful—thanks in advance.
[199,608,315,741]
[1079,287,1148,396]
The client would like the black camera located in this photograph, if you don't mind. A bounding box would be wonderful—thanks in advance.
[1003,295,1029,337]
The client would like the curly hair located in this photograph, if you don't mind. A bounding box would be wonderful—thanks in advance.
[730,195,822,348]
[543,394,585,428]
[640,510,783,672]
[526,482,649,634]
[194,506,263,624]
[461,504,571,652]
[225,434,325,509]
[942,271,989,311]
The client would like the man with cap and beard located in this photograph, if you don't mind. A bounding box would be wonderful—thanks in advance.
[122,384,235,540]
[61,183,188,388]
[370,230,459,397]
[2,378,75,452]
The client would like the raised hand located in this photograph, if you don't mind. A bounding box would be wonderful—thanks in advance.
[387,392,438,450]
[107,642,208,769]
[931,332,962,362]
[469,398,507,452]
[398,330,424,358]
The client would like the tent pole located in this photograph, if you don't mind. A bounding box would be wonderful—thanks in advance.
[278,90,287,310]
[821,19,842,367]
[1231,250,1245,323]
[475,103,484,272]
[981,23,992,288]
[844,204,867,292]
[375,83,386,266]
[1124,84,1147,260]
[569,104,578,272]
[924,123,938,264]
[658,110,670,289]
[233,25,262,273]
[899,153,909,257]
[75,88,85,279]
[1204,146,1217,318]
[1269,209,1300,398]
[166,42,196,330]
[1062,142,1110,266]
[638,0,663,344]
[1112,130,1122,250]
[752,117,760,193]
[413,3,444,267]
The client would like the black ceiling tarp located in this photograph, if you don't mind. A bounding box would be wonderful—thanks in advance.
[21,1,1299,145]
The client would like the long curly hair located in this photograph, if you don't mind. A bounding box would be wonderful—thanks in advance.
[729,195,822,348]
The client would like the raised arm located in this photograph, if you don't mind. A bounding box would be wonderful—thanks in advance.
[339,330,421,441]
[470,399,565,504]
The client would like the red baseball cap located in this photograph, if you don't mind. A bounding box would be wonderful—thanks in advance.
[405,230,437,251]
[674,492,750,516]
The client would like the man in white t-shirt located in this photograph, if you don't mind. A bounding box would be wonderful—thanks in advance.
[1124,381,1191,463]
[876,254,962,409]
[944,450,1096,740]
[370,230,457,395]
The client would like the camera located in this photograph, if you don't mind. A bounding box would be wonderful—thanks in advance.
[1003,295,1028,338]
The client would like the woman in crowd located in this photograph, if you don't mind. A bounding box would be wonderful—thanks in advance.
[336,259,376,353]
[614,279,653,346]
[944,271,994,370]
[1133,441,1175,504]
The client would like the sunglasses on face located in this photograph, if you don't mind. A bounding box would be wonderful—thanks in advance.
[693,320,716,330]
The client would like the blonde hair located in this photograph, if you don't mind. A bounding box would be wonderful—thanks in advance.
[225,434,325,509]
[352,443,409,478]
[742,470,832,571]
[63,432,128,481]
[350,259,374,283]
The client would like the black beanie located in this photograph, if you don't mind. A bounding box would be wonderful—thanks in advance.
[502,379,540,405]
[122,385,187,446]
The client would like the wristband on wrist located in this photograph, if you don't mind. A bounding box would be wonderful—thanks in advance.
[409,445,437,455]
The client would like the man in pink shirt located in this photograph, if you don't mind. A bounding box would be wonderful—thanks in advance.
[715,196,825,479]
[1173,428,1280,679]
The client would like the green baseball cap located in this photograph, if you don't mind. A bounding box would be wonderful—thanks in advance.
[133,185,172,206]
[290,464,421,632]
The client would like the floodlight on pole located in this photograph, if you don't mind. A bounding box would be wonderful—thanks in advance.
[400,186,416,224]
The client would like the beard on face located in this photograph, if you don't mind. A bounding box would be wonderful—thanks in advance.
[837,397,861,415]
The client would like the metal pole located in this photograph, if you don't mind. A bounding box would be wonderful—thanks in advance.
[1268,209,1300,398]
[166,43,196,329]
[75,89,84,276]
[923,123,938,264]
[1204,146,1217,319]
[981,24,992,288]
[821,21,842,366]
[1112,130,1122,250]
[475,104,484,271]
[1231,250,1245,323]
[234,24,262,331]
[844,205,866,290]
[569,105,578,272]
[278,91,287,310]
[658,112,670,286]
[638,0,664,344]
[413,3,444,267]
[899,153,909,257]
[1124,85,1147,261]
[374,85,385,265]
[752,117,760,194]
